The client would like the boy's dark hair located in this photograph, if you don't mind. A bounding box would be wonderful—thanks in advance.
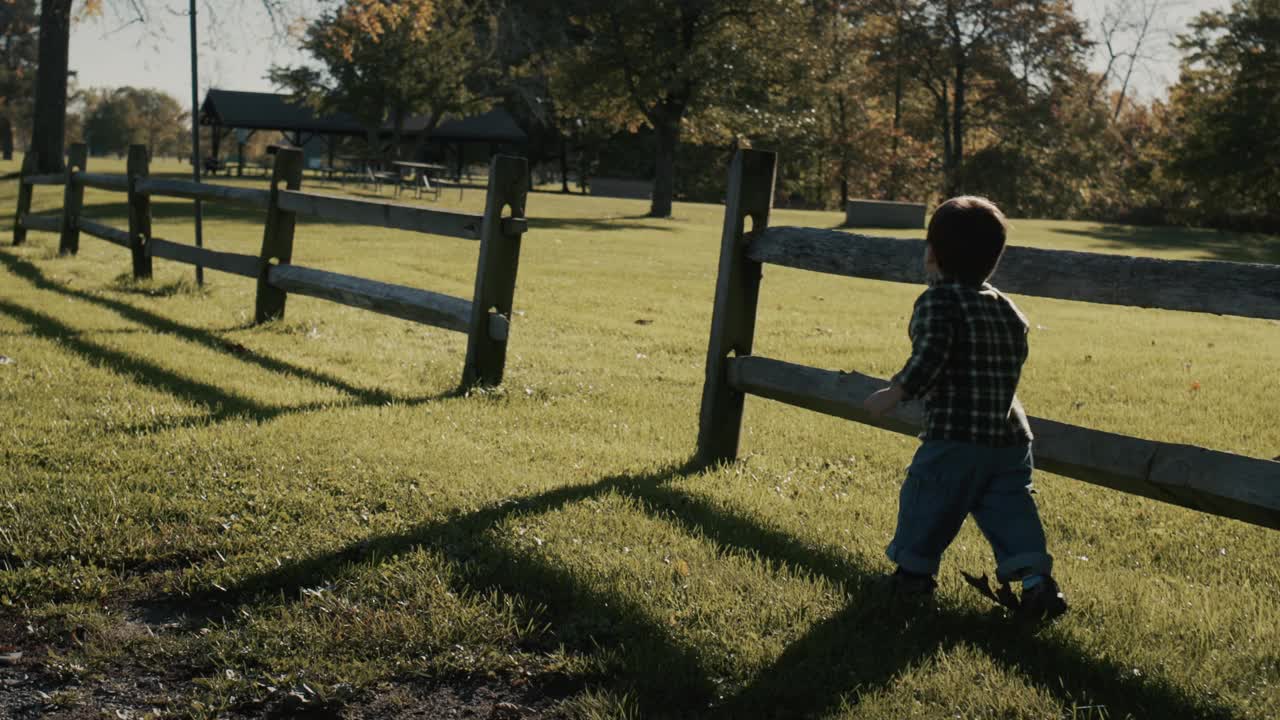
[926,196,1008,285]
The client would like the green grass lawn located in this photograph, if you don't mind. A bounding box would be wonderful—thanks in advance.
[1,154,1278,719]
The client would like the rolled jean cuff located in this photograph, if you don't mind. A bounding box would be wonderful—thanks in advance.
[886,542,940,577]
[996,552,1053,583]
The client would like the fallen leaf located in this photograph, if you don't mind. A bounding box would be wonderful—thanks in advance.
[675,559,690,577]
[1190,381,1201,391]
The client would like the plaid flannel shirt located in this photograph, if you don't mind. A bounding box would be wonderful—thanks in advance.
[891,280,1034,447]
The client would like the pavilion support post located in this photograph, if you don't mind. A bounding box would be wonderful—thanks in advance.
[126,144,153,279]
[210,123,222,171]
[13,151,36,246]
[462,155,528,388]
[58,143,87,255]
[696,149,777,465]
[254,147,304,323]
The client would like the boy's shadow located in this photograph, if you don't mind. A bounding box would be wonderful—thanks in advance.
[201,459,1234,720]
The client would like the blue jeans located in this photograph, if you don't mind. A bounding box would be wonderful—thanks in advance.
[886,440,1053,583]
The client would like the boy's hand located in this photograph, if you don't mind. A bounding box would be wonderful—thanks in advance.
[863,384,905,418]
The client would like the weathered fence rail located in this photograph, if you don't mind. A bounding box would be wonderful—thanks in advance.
[17,214,60,234]
[77,172,132,193]
[147,238,259,279]
[751,227,1280,321]
[699,149,1280,531]
[79,218,132,248]
[10,143,531,388]
[729,356,1280,530]
[22,173,66,187]
[135,178,271,209]
[267,264,475,333]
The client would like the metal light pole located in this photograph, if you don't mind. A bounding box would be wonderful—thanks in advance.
[189,0,204,285]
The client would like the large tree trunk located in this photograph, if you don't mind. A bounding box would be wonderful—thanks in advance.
[1,116,13,160]
[938,82,953,197]
[949,60,966,196]
[888,4,904,201]
[408,110,440,162]
[650,113,680,218]
[836,95,849,205]
[391,106,405,161]
[559,132,570,193]
[32,0,73,174]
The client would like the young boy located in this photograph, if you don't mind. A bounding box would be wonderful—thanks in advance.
[862,196,1067,621]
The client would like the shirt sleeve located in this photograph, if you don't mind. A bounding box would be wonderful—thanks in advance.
[891,288,955,400]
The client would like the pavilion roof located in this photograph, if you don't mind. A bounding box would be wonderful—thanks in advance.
[201,90,527,144]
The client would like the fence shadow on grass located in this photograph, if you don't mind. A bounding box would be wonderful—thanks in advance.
[204,459,1236,720]
[0,250,463,432]
[528,215,679,235]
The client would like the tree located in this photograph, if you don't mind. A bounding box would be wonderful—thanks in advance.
[83,86,186,157]
[30,0,72,172]
[894,0,1091,196]
[271,0,496,161]
[82,87,130,153]
[28,0,303,174]
[545,0,790,218]
[1093,0,1167,120]
[1165,0,1280,222]
[492,0,580,192]
[0,0,38,160]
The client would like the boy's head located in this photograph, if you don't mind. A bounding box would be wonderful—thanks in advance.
[926,196,1008,285]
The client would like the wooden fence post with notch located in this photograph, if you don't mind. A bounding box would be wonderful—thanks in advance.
[254,147,304,323]
[695,149,777,466]
[58,143,87,255]
[462,154,528,388]
[13,151,36,246]
[126,145,152,279]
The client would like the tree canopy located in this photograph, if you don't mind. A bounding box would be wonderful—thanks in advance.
[271,0,495,159]
[1166,0,1279,223]
[24,0,1280,233]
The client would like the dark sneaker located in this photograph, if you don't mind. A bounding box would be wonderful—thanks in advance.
[887,568,937,603]
[1016,576,1068,622]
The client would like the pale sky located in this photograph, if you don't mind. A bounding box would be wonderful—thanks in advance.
[68,0,1229,108]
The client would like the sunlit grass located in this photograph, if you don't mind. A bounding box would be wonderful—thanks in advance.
[1,154,1277,718]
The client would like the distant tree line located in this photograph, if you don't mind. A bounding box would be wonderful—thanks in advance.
[80,86,188,159]
[15,0,1280,232]
[269,0,1275,228]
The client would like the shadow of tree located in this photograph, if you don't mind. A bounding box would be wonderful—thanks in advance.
[1052,224,1280,265]
[199,460,1236,720]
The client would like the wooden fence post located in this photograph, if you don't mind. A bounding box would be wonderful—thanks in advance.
[254,147,304,323]
[695,149,777,465]
[126,145,152,279]
[462,154,528,388]
[12,151,36,246]
[58,143,87,255]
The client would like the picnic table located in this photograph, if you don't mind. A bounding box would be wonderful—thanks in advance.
[391,161,453,200]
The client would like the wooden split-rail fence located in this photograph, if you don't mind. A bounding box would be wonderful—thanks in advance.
[699,149,1280,531]
[12,143,529,388]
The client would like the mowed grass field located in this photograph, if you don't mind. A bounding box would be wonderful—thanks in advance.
[1,154,1278,719]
